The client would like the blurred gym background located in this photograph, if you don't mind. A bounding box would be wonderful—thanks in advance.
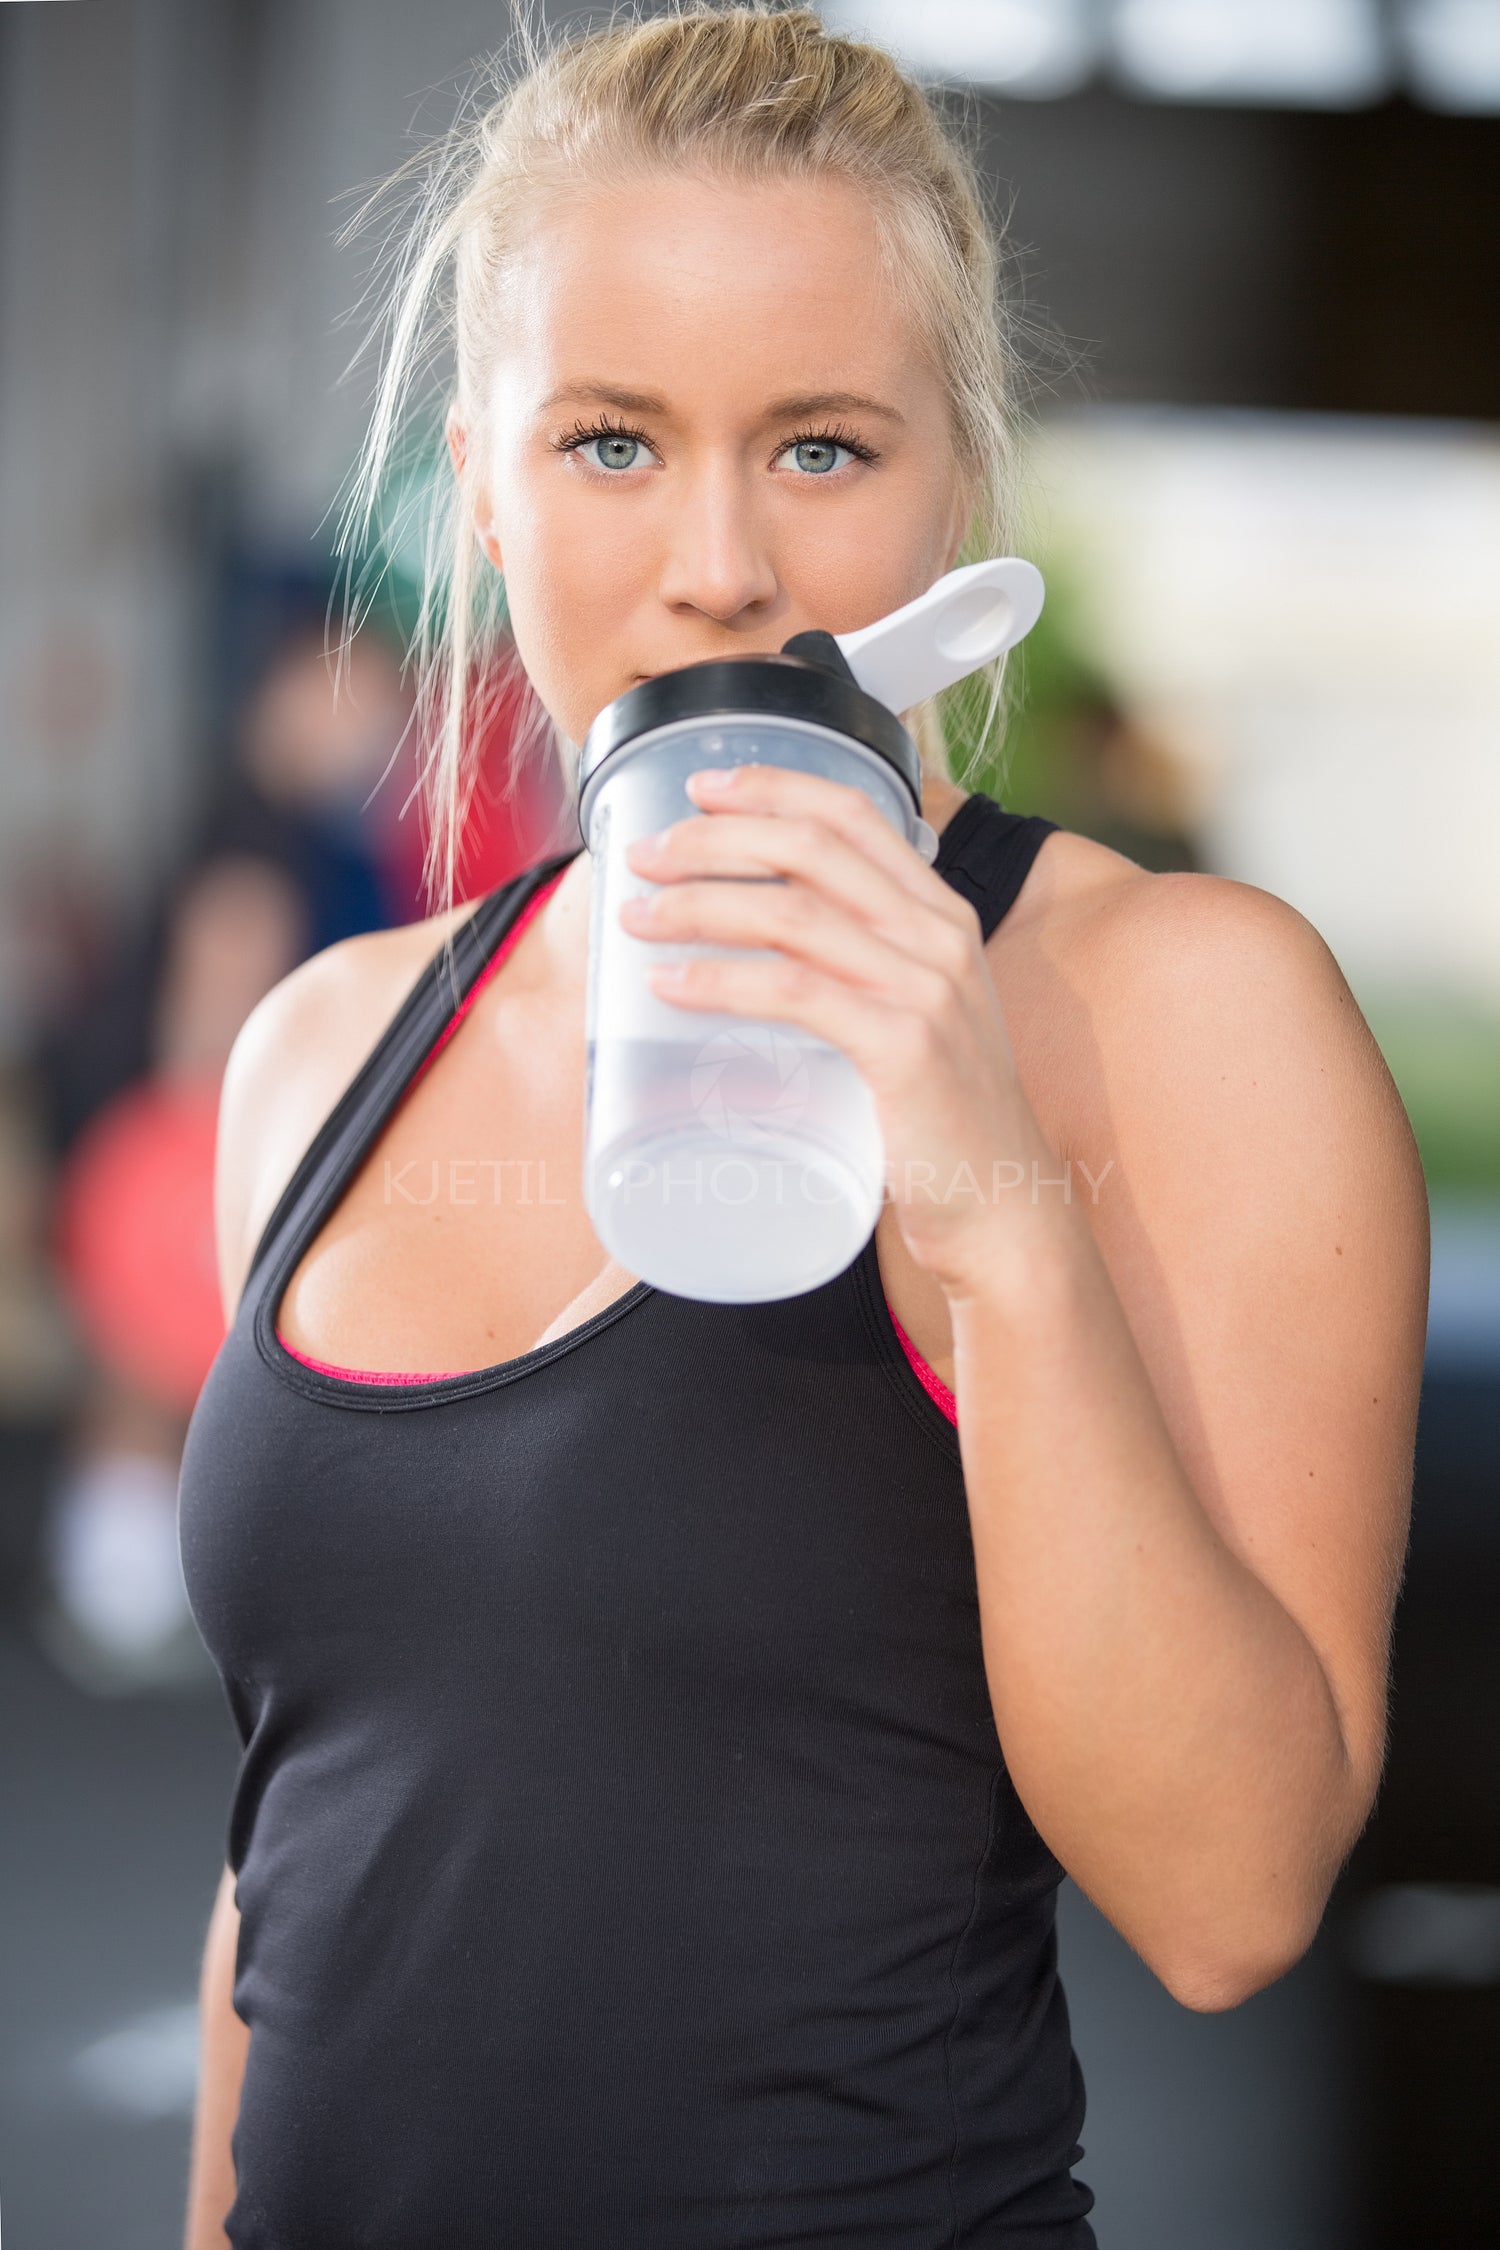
[1,3,1497,2244]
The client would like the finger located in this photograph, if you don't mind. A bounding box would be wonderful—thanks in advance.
[689,762,943,905]
[622,874,964,1016]
[630,801,978,957]
[647,947,933,1098]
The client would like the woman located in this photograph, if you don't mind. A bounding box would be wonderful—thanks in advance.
[180,9,1428,2246]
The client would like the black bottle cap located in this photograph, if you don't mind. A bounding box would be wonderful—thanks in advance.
[577,646,921,837]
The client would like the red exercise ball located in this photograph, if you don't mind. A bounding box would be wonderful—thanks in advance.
[55,1076,225,1416]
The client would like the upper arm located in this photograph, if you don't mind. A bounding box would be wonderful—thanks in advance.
[207,1862,239,1949]
[1068,873,1429,1825]
[186,1868,248,2250]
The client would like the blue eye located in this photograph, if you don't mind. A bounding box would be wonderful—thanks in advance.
[785,437,852,476]
[579,432,646,472]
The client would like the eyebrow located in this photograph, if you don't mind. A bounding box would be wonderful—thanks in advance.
[537,381,906,426]
[767,389,907,427]
[539,382,670,416]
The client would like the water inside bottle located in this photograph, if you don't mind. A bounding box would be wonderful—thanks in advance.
[585,1031,884,1301]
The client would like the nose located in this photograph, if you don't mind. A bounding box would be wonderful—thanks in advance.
[656,457,779,630]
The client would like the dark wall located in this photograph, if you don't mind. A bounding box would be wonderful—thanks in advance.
[974,89,1500,420]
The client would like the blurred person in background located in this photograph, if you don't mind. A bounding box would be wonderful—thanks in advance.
[203,619,416,945]
[27,611,562,1690]
[1015,687,1203,875]
[27,621,416,1690]
[37,857,307,1691]
[998,583,1203,875]
[35,619,418,1160]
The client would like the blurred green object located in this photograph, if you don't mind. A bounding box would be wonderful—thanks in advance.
[954,554,1106,825]
[336,416,451,652]
[958,559,1201,874]
[1364,998,1500,1195]
[963,562,1499,1196]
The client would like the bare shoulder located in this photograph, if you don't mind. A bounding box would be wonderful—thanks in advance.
[1029,830,1387,1076]
[1004,825,1428,1252]
[1002,822,1341,980]
[214,902,476,1320]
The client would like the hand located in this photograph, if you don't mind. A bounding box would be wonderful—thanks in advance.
[619,761,1044,1295]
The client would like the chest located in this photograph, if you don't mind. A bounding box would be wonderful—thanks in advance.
[273,922,1090,1389]
[184,1273,990,1756]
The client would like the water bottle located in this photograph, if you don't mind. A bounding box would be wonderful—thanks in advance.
[577,560,1045,1303]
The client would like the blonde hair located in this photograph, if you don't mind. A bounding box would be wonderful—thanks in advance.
[332,2,1022,909]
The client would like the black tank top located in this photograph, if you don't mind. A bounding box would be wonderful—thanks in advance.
[179,790,1097,2248]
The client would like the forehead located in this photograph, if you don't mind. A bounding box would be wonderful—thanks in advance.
[493,169,940,416]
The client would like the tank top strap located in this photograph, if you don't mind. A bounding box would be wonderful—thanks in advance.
[239,794,1054,1310]
[241,850,580,1300]
[932,791,1057,939]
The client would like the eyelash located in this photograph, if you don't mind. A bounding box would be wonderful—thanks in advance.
[783,421,880,469]
[553,414,880,471]
[554,414,648,462]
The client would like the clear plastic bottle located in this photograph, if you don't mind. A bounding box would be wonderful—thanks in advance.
[576,561,1046,1303]
[577,653,929,1302]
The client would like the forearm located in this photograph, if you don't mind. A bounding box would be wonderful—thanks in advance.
[184,1868,249,2250]
[947,1161,1360,2009]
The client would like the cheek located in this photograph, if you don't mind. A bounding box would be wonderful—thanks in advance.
[492,471,646,740]
[784,471,959,635]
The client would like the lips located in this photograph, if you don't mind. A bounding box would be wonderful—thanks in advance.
[630,650,780,683]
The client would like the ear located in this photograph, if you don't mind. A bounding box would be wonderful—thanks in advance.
[445,407,504,573]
